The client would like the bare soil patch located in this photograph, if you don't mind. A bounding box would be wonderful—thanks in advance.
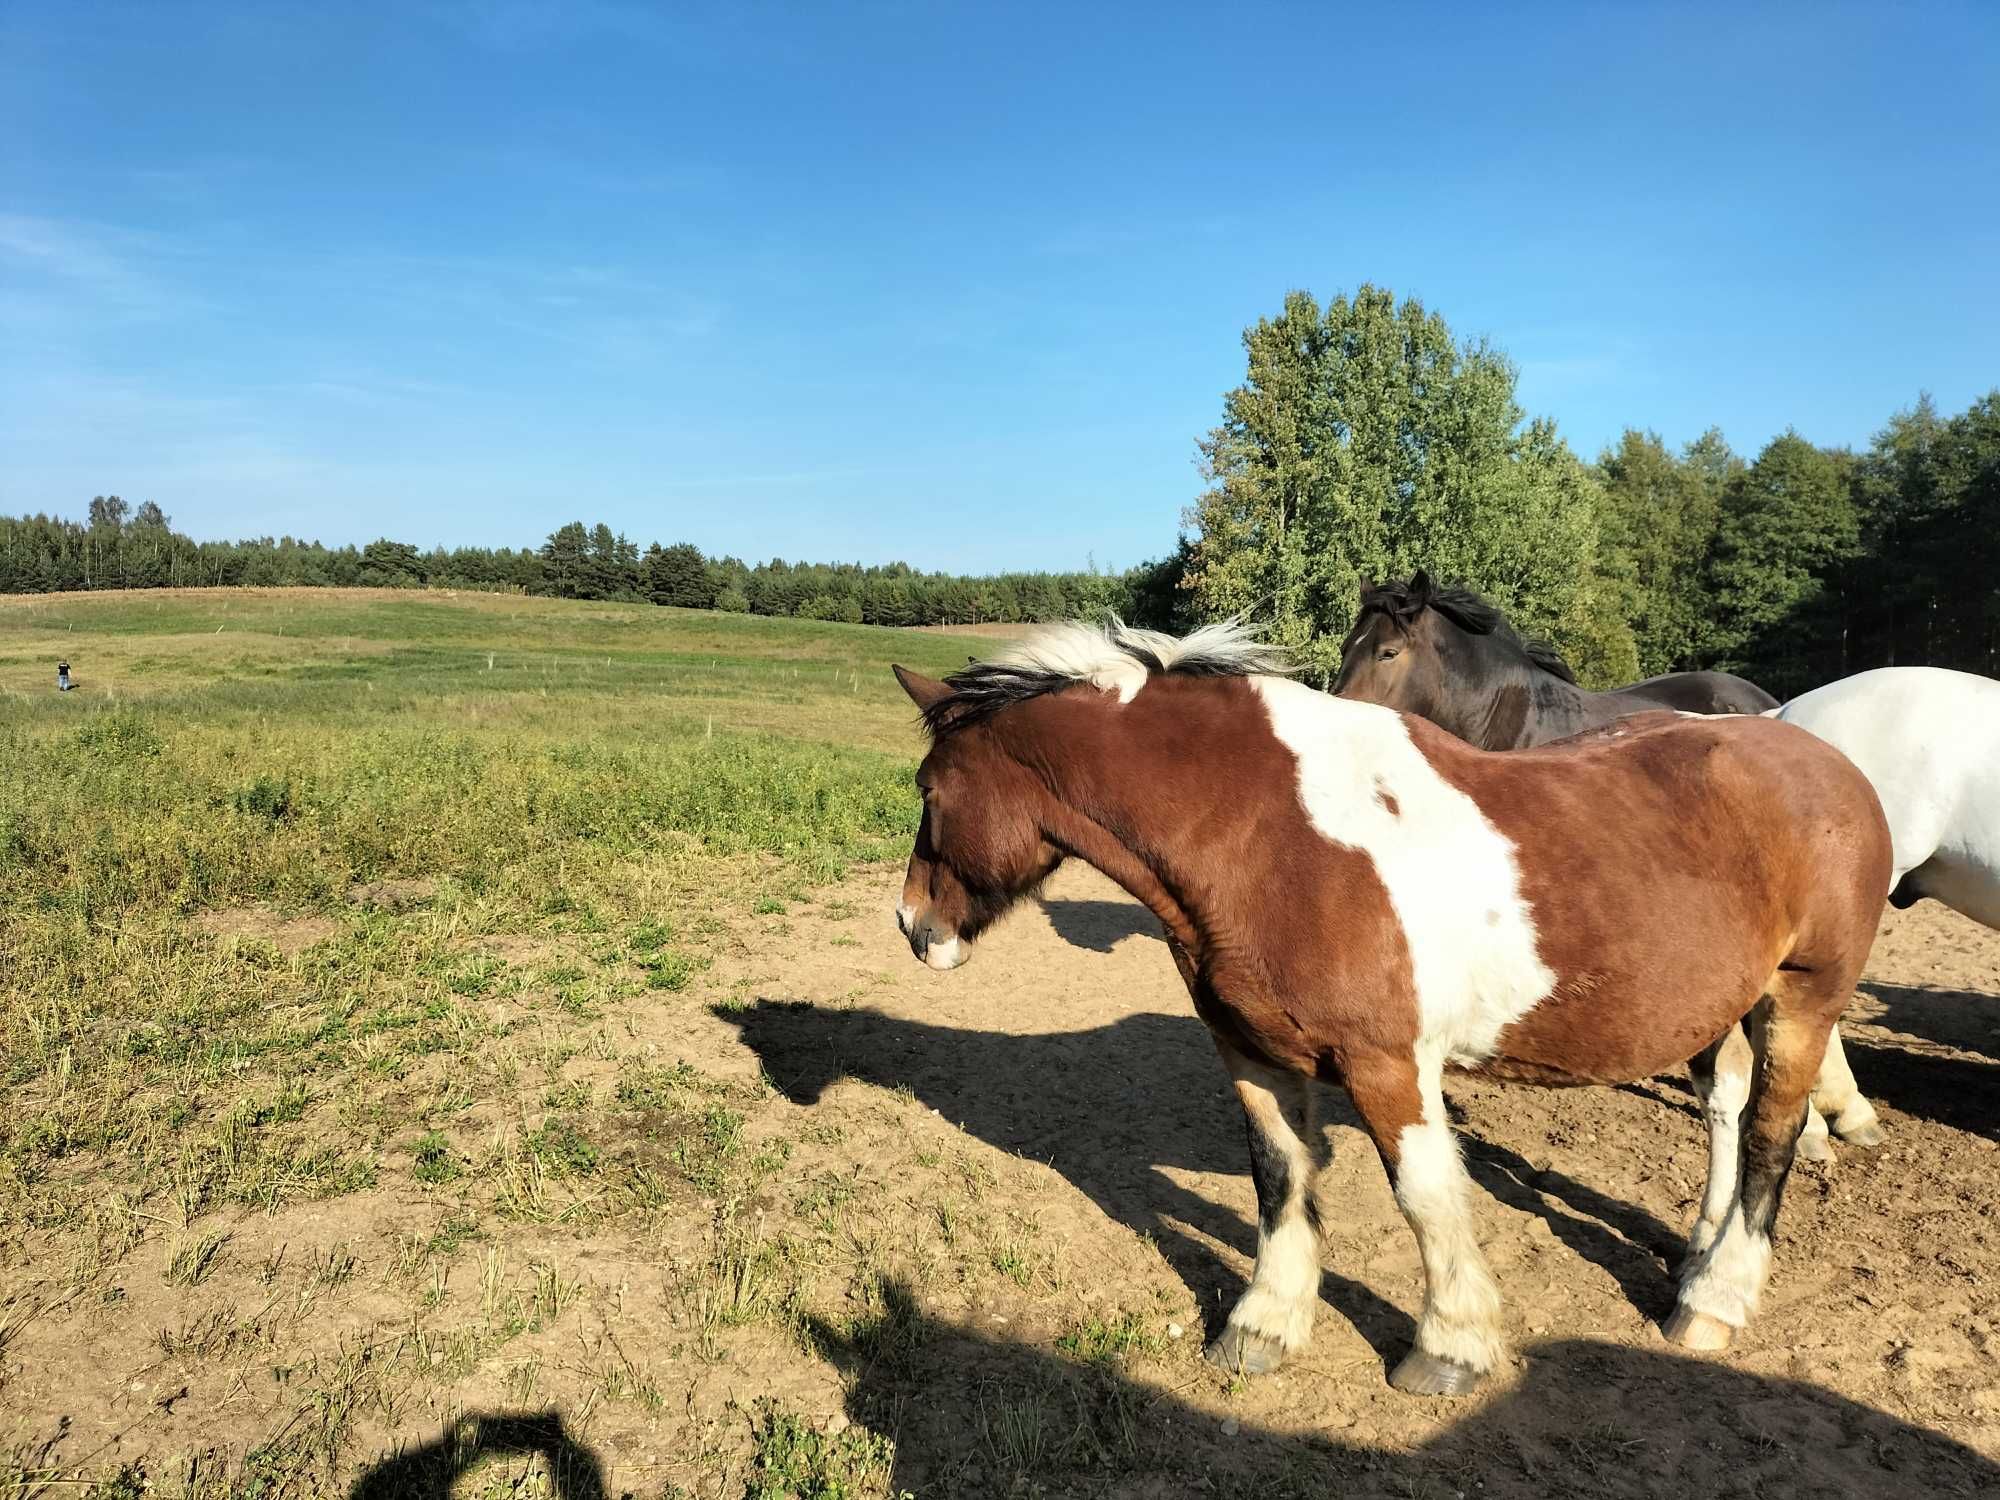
[193,906,340,956]
[348,877,439,912]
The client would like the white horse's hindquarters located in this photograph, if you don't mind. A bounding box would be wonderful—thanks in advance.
[1775,666,2000,903]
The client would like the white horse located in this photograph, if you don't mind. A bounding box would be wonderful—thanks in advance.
[1707,667,2000,1170]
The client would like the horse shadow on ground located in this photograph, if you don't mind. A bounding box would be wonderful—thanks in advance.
[1857,980,2000,1065]
[339,1296,2000,1498]
[1038,897,1165,954]
[347,1411,603,1498]
[808,1282,2000,1499]
[1845,1034,2000,1140]
[723,1002,1687,1364]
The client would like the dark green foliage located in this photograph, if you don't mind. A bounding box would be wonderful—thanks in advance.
[525,1117,600,1178]
[0,511,1175,629]
[1595,429,1736,675]
[232,776,295,823]
[10,373,1995,692]
[1184,284,1629,681]
[644,541,716,608]
[1703,434,1861,693]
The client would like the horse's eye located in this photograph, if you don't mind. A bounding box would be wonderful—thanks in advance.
[1376,647,1401,662]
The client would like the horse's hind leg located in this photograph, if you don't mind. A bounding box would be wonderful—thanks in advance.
[1669,976,1842,1350]
[1812,1025,1885,1147]
[1205,1041,1327,1376]
[1685,1025,1752,1259]
[1345,1046,1503,1396]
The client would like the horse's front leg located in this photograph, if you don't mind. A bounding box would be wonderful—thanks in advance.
[1204,1040,1326,1376]
[1344,1045,1504,1396]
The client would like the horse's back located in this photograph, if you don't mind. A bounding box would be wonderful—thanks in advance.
[1777,667,2000,916]
[1451,711,1891,954]
[1619,670,1779,716]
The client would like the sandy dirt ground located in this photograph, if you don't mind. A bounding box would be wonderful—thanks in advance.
[7,863,1999,1497]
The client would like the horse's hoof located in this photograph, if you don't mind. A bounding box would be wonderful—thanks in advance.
[1795,1130,1836,1164]
[1662,1307,1735,1351]
[1389,1350,1485,1397]
[1204,1327,1287,1376]
[1834,1119,1886,1148]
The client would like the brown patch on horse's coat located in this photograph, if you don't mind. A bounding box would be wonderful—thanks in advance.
[1411,711,1886,1085]
[1373,779,1400,817]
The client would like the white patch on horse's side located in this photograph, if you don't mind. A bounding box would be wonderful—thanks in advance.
[1250,678,1556,1064]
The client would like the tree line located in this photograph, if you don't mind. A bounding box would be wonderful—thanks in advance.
[6,282,1993,696]
[1184,284,1997,698]
[0,504,1177,631]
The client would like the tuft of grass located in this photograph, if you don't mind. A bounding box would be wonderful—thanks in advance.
[164,1228,229,1288]
[745,1403,903,1500]
[524,1117,600,1179]
[1056,1310,1164,1367]
[411,1130,462,1185]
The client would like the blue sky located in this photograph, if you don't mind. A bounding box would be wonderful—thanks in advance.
[4,2,1996,573]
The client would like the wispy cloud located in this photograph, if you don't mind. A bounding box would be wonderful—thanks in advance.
[0,213,202,325]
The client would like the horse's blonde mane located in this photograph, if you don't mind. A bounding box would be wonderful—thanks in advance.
[921,617,1291,736]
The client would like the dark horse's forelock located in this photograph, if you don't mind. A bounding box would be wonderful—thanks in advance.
[1356,575,1580,687]
[920,618,1291,738]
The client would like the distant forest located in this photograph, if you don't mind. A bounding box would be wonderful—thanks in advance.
[6,284,1995,697]
[0,505,1183,631]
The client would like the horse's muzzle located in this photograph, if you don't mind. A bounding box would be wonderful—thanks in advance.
[896,903,967,971]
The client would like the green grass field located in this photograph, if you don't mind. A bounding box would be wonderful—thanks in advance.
[0,589,1046,1498]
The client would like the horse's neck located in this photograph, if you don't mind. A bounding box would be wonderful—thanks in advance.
[1449,651,1603,749]
[1018,695,1250,954]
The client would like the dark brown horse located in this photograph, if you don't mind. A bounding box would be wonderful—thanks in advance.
[1332,572,1776,747]
[891,620,1888,1397]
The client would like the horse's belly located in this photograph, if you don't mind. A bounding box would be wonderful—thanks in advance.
[1476,966,1768,1086]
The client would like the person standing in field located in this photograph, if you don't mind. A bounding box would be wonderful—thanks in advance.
[57,660,71,691]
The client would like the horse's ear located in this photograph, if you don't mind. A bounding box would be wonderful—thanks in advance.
[893,665,951,711]
[1409,567,1432,598]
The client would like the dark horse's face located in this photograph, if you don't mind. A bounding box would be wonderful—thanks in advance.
[889,666,1064,971]
[1333,607,1447,717]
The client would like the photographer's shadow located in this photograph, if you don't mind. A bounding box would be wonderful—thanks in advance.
[347,1411,604,1499]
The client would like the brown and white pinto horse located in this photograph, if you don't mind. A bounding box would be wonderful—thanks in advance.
[891,621,1889,1397]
